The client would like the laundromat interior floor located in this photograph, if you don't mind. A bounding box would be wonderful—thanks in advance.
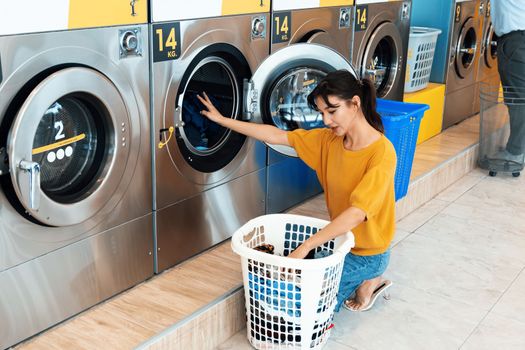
[16,114,525,349]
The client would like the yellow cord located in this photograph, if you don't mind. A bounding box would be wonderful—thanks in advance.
[158,126,174,149]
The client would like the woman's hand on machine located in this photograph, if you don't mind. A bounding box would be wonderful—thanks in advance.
[197,92,224,123]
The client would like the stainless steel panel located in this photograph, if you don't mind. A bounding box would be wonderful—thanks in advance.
[0,26,152,271]
[443,84,477,128]
[152,14,269,211]
[266,157,322,214]
[0,214,154,349]
[156,169,266,272]
[352,1,410,101]
[270,7,354,62]
[443,0,482,129]
[473,0,500,114]
[445,0,480,91]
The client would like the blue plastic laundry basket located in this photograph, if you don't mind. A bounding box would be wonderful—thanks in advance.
[376,99,429,201]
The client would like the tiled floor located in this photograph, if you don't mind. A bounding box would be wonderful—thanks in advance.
[218,167,525,350]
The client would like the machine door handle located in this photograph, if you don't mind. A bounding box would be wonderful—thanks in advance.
[365,67,386,83]
[18,160,40,210]
[460,47,476,55]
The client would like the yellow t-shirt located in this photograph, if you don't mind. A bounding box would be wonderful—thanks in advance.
[288,128,397,256]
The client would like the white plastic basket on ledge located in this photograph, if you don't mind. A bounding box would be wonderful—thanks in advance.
[231,214,355,350]
[405,26,442,93]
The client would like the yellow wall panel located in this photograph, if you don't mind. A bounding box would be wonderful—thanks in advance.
[68,0,148,29]
[221,0,270,15]
[320,0,355,6]
[404,83,446,144]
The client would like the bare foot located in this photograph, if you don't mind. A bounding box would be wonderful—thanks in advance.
[344,276,385,311]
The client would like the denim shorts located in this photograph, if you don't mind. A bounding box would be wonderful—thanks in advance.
[334,249,391,312]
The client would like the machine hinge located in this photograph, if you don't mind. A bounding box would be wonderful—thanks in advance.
[401,2,410,20]
[243,79,257,120]
[0,147,8,175]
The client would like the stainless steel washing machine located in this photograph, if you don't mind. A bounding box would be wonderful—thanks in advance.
[266,1,355,214]
[150,5,271,272]
[473,0,500,114]
[443,0,483,129]
[353,0,411,101]
[0,26,153,348]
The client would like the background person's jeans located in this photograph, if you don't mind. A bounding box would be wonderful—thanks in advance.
[497,30,525,156]
[334,250,390,312]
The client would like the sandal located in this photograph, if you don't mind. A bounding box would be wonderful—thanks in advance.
[343,280,392,312]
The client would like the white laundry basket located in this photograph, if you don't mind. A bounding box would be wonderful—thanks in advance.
[404,26,442,92]
[231,214,355,350]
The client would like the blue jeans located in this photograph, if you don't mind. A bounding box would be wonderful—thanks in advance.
[334,250,391,312]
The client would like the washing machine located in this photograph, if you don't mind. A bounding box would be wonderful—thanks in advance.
[352,0,411,101]
[0,5,153,349]
[266,0,355,214]
[150,1,271,272]
[473,0,499,114]
[442,0,483,129]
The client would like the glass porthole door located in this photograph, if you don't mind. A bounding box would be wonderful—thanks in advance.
[7,67,130,226]
[245,43,357,157]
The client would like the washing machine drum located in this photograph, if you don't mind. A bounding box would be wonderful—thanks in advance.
[33,97,103,200]
[267,68,326,131]
[361,22,403,98]
[7,67,132,227]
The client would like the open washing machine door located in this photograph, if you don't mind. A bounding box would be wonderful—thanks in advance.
[6,67,130,227]
[244,43,357,157]
[454,17,478,78]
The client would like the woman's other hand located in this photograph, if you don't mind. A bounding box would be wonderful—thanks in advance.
[197,92,224,123]
[287,242,312,259]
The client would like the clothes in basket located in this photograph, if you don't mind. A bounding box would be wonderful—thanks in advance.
[248,272,302,318]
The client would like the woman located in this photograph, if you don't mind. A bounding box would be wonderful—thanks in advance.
[197,69,395,312]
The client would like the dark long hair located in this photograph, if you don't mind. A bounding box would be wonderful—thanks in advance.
[307,70,384,133]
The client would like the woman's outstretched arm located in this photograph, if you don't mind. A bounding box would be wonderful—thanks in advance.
[197,92,290,146]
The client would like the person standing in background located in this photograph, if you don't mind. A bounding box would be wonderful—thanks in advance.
[491,0,525,163]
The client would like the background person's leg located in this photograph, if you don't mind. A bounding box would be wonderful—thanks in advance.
[497,33,525,157]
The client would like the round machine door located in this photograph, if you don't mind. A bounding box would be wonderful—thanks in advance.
[7,68,130,227]
[455,17,478,78]
[163,44,252,185]
[484,22,497,68]
[246,43,357,157]
[360,22,403,99]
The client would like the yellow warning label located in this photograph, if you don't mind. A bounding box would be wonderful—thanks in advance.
[319,0,354,6]
[32,134,86,155]
[221,0,270,15]
[68,0,147,29]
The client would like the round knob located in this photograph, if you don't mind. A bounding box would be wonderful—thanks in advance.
[252,18,265,37]
[121,31,138,52]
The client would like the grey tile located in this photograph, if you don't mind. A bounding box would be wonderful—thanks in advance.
[387,234,522,309]
[461,313,525,350]
[435,174,485,202]
[396,199,449,233]
[330,284,484,350]
[492,269,525,324]
[414,210,525,265]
